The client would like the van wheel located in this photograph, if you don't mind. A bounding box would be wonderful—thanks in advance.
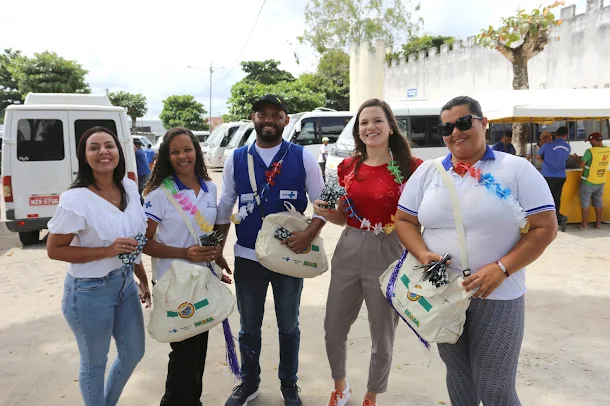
[19,231,40,246]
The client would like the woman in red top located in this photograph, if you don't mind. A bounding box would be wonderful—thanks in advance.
[314,99,422,406]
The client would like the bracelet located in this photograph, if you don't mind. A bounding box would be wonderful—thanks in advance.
[496,261,509,277]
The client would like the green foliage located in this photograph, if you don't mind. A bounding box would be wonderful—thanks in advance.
[300,0,422,54]
[312,49,350,110]
[8,51,90,96]
[240,60,295,85]
[0,49,23,123]
[108,91,148,129]
[386,34,456,63]
[159,95,208,131]
[475,1,564,49]
[226,80,325,120]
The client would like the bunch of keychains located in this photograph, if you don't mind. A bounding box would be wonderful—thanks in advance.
[118,233,148,265]
[415,253,453,288]
[199,230,225,247]
[319,178,346,209]
[273,226,292,241]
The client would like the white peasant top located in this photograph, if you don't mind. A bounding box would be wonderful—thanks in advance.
[47,178,148,278]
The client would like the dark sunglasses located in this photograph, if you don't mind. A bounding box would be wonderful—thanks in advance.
[437,114,482,137]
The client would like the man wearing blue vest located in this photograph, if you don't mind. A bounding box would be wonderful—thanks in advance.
[216,94,326,406]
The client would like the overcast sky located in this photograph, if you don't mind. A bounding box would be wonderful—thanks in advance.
[0,0,587,119]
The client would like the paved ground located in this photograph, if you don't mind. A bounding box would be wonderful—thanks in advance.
[1,169,610,406]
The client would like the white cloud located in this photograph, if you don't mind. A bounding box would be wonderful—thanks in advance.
[0,0,587,119]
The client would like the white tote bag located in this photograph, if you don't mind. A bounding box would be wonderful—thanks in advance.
[147,260,235,343]
[147,186,235,343]
[248,153,329,278]
[380,159,473,345]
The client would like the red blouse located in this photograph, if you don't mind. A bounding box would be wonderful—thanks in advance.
[338,156,423,229]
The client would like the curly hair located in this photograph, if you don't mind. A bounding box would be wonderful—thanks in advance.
[352,99,415,180]
[143,127,210,196]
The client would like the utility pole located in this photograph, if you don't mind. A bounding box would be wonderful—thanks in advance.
[209,62,214,132]
[187,63,224,132]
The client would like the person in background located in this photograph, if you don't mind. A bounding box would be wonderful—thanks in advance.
[133,138,151,195]
[492,133,516,155]
[527,132,552,170]
[319,136,331,180]
[46,126,150,406]
[537,126,571,232]
[216,94,326,406]
[145,144,155,171]
[576,132,610,229]
[395,96,557,406]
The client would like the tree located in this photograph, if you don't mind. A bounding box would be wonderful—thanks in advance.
[108,91,148,133]
[0,49,23,124]
[299,0,422,54]
[240,60,295,85]
[8,51,90,96]
[476,1,564,154]
[159,95,208,131]
[386,34,456,64]
[226,80,325,120]
[298,50,350,111]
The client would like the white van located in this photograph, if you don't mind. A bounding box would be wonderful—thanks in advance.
[1,93,138,245]
[283,109,354,160]
[221,123,255,167]
[204,121,245,169]
[325,101,448,179]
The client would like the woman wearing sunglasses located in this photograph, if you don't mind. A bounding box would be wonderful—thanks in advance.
[314,99,422,406]
[394,96,558,405]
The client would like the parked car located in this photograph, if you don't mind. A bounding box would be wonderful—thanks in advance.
[1,93,138,245]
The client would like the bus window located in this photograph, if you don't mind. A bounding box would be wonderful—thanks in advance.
[408,116,442,147]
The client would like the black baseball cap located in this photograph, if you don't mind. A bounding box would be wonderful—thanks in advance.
[252,94,288,114]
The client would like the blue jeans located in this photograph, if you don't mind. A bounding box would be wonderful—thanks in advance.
[62,265,145,406]
[234,257,303,387]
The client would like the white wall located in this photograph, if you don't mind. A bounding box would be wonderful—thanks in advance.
[350,2,610,107]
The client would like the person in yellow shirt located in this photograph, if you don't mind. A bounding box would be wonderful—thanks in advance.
[577,132,610,229]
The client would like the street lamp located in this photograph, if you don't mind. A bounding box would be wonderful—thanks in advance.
[187,63,225,133]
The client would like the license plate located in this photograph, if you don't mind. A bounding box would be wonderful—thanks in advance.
[30,196,59,206]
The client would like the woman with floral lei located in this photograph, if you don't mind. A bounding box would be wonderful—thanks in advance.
[314,99,422,406]
[395,96,558,405]
[142,127,231,406]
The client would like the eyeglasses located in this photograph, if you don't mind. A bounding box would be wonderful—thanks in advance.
[437,115,482,137]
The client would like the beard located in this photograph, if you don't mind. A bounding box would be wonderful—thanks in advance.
[254,123,283,143]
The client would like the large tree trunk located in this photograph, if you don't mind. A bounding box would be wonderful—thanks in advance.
[511,58,530,156]
[131,115,137,134]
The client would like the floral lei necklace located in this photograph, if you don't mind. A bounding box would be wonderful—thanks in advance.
[453,160,530,234]
[162,177,214,234]
[341,150,405,235]
[231,144,291,224]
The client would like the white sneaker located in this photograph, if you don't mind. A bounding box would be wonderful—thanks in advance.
[326,381,351,406]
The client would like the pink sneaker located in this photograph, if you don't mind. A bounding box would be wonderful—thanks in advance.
[363,399,377,406]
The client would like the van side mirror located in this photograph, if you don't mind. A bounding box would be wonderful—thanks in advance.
[295,121,302,133]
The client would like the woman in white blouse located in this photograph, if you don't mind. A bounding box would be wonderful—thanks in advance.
[395,97,557,406]
[47,127,150,406]
[142,127,230,406]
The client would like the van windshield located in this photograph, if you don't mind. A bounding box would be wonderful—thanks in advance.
[206,125,227,147]
[228,125,250,148]
[282,113,305,139]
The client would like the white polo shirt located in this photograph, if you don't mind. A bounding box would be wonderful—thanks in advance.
[144,174,218,279]
[398,147,555,300]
